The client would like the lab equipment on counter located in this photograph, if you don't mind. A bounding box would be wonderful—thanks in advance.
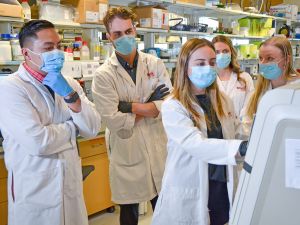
[230,82,300,225]
[144,48,161,58]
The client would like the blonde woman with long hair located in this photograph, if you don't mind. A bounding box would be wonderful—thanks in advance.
[212,35,254,119]
[151,38,247,225]
[241,36,300,136]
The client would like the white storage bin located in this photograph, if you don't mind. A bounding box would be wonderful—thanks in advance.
[0,41,12,61]
[39,2,75,24]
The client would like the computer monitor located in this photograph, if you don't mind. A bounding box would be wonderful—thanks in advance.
[230,82,300,225]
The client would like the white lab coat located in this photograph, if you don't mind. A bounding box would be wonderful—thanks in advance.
[217,71,254,119]
[0,64,101,225]
[151,93,242,225]
[92,51,172,204]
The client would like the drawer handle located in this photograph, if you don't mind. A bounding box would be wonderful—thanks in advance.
[91,144,103,148]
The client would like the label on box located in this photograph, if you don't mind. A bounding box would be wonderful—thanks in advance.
[99,3,108,21]
[152,8,162,28]
[162,11,169,26]
[140,18,151,28]
[152,18,162,28]
[86,11,99,23]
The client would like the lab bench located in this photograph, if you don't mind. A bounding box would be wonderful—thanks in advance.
[0,136,114,225]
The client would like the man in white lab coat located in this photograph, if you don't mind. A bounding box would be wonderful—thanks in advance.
[0,20,101,225]
[92,7,172,225]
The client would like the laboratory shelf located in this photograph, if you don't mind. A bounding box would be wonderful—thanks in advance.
[169,1,300,23]
[168,58,177,63]
[0,16,24,23]
[0,61,23,65]
[167,30,269,39]
[238,58,258,62]
[170,2,270,20]
[219,33,270,39]
[45,21,106,29]
[169,30,211,36]
[289,38,300,41]
[136,27,168,34]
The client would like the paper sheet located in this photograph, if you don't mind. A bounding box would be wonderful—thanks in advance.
[285,139,300,189]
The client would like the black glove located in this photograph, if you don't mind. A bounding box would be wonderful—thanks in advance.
[147,84,170,102]
[118,101,132,113]
[238,140,248,157]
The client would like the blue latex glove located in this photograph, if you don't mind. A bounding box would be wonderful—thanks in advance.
[42,72,74,97]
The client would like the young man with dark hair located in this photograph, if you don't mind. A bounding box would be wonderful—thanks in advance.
[92,7,172,225]
[0,20,101,225]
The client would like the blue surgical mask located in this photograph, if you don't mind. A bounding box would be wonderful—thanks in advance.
[113,35,136,55]
[259,62,283,80]
[216,53,231,69]
[189,66,217,89]
[27,48,65,73]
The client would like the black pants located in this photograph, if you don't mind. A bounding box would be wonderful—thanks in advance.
[208,180,230,225]
[119,196,158,225]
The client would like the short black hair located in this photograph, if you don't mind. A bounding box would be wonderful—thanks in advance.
[19,20,55,48]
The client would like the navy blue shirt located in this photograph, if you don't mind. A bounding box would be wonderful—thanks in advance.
[196,94,227,182]
[116,51,139,84]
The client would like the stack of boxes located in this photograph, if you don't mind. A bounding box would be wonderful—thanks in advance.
[270,4,298,20]
[0,0,23,18]
[133,6,169,30]
[60,0,108,24]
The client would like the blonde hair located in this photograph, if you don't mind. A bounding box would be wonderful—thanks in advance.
[172,38,227,129]
[103,7,137,33]
[212,35,246,87]
[247,36,299,118]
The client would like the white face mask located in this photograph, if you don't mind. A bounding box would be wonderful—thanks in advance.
[189,66,217,89]
[216,53,231,69]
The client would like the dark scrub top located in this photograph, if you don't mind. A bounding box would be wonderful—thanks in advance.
[196,94,230,225]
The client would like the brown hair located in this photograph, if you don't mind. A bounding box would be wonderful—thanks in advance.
[103,7,137,33]
[212,35,246,87]
[173,38,227,129]
[247,36,299,118]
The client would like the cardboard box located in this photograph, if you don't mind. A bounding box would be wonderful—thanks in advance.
[162,9,169,30]
[133,6,169,30]
[61,0,108,24]
[175,0,205,6]
[0,3,23,18]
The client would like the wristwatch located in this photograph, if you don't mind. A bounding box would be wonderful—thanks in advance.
[64,91,80,103]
